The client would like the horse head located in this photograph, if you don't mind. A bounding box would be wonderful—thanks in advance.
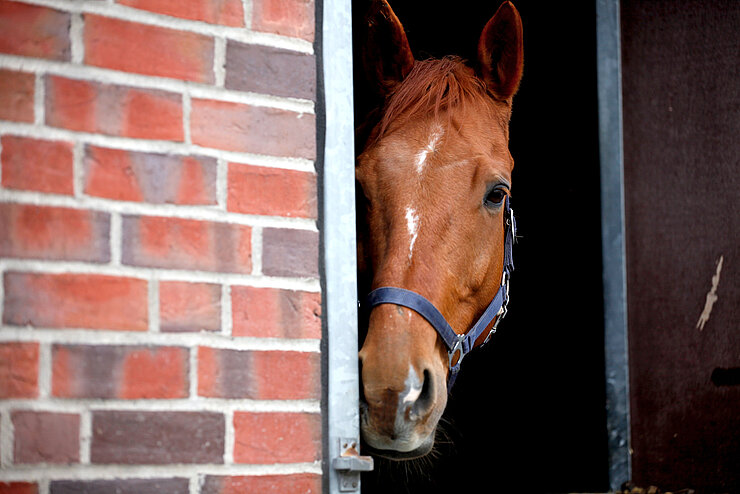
[356,0,523,460]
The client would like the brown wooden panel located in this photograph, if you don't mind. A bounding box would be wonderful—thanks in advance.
[621,1,740,491]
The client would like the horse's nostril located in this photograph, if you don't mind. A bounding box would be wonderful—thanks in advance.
[412,369,434,416]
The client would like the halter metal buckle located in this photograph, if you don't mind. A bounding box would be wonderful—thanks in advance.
[448,334,466,370]
[507,207,516,237]
[484,272,510,345]
[502,271,510,307]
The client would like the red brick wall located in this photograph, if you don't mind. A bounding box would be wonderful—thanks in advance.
[0,0,321,492]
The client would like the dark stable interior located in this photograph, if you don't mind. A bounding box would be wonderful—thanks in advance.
[353,1,609,492]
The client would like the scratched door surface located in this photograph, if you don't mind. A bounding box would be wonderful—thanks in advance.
[621,1,740,491]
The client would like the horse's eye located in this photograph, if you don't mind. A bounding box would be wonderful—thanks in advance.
[484,187,507,208]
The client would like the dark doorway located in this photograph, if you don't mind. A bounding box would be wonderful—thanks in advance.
[353,1,609,492]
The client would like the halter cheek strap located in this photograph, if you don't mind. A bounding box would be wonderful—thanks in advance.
[364,196,516,389]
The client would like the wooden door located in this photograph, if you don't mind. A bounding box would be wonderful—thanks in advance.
[621,1,740,491]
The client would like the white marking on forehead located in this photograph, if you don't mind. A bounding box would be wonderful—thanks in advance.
[414,126,444,174]
[405,207,419,262]
[402,365,423,404]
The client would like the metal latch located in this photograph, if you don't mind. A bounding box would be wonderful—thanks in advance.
[332,438,374,492]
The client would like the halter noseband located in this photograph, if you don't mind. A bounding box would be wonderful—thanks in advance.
[364,196,516,389]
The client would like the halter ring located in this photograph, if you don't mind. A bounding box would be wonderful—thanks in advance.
[448,334,466,369]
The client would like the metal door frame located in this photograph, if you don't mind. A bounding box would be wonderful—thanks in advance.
[596,0,631,490]
[319,0,364,492]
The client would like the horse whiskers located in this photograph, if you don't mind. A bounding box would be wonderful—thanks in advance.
[367,440,444,484]
[361,422,459,494]
[434,416,459,450]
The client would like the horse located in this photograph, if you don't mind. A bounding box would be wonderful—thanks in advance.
[356,0,523,461]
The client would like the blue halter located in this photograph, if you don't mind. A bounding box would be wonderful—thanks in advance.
[364,196,516,389]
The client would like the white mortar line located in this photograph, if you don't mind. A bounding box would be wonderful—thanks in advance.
[0,189,318,231]
[0,398,321,414]
[0,259,320,292]
[0,409,13,468]
[216,158,228,210]
[242,0,252,29]
[38,342,52,399]
[0,327,321,352]
[189,476,200,494]
[214,37,226,87]
[221,284,232,336]
[38,479,50,494]
[0,55,315,114]
[109,212,122,265]
[251,226,263,276]
[17,0,313,53]
[70,12,85,64]
[149,278,160,333]
[182,91,192,145]
[0,120,316,171]
[34,73,45,125]
[73,141,85,197]
[0,462,322,481]
[186,82,315,116]
[189,346,198,398]
[224,409,235,464]
[79,409,92,464]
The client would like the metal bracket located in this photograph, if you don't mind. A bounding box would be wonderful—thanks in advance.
[332,438,374,492]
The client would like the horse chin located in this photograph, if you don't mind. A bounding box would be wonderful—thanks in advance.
[362,434,435,461]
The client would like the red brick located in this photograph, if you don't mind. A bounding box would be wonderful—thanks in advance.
[0,482,38,494]
[0,70,35,123]
[122,215,252,273]
[190,99,316,159]
[84,146,216,204]
[233,412,320,464]
[52,345,188,399]
[225,42,315,100]
[198,347,319,399]
[252,0,314,42]
[91,411,224,464]
[160,281,221,332]
[1,136,74,194]
[119,0,244,27]
[201,474,321,494]
[0,2,70,60]
[0,342,38,399]
[231,286,321,339]
[228,164,317,218]
[12,411,79,464]
[262,228,319,278]
[0,204,110,262]
[3,272,148,331]
[85,15,214,83]
[50,479,189,494]
[45,76,183,141]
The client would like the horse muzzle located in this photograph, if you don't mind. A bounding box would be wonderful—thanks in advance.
[358,353,447,460]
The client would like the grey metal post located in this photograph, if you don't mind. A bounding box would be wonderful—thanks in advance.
[596,0,631,490]
[322,0,365,492]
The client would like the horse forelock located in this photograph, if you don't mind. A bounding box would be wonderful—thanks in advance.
[376,56,500,139]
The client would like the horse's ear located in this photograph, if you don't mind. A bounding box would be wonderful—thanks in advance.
[477,1,524,101]
[362,0,415,96]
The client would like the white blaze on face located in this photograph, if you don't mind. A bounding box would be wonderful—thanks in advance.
[405,207,419,262]
[414,126,444,174]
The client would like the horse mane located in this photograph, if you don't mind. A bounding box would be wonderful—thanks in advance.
[377,56,496,138]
